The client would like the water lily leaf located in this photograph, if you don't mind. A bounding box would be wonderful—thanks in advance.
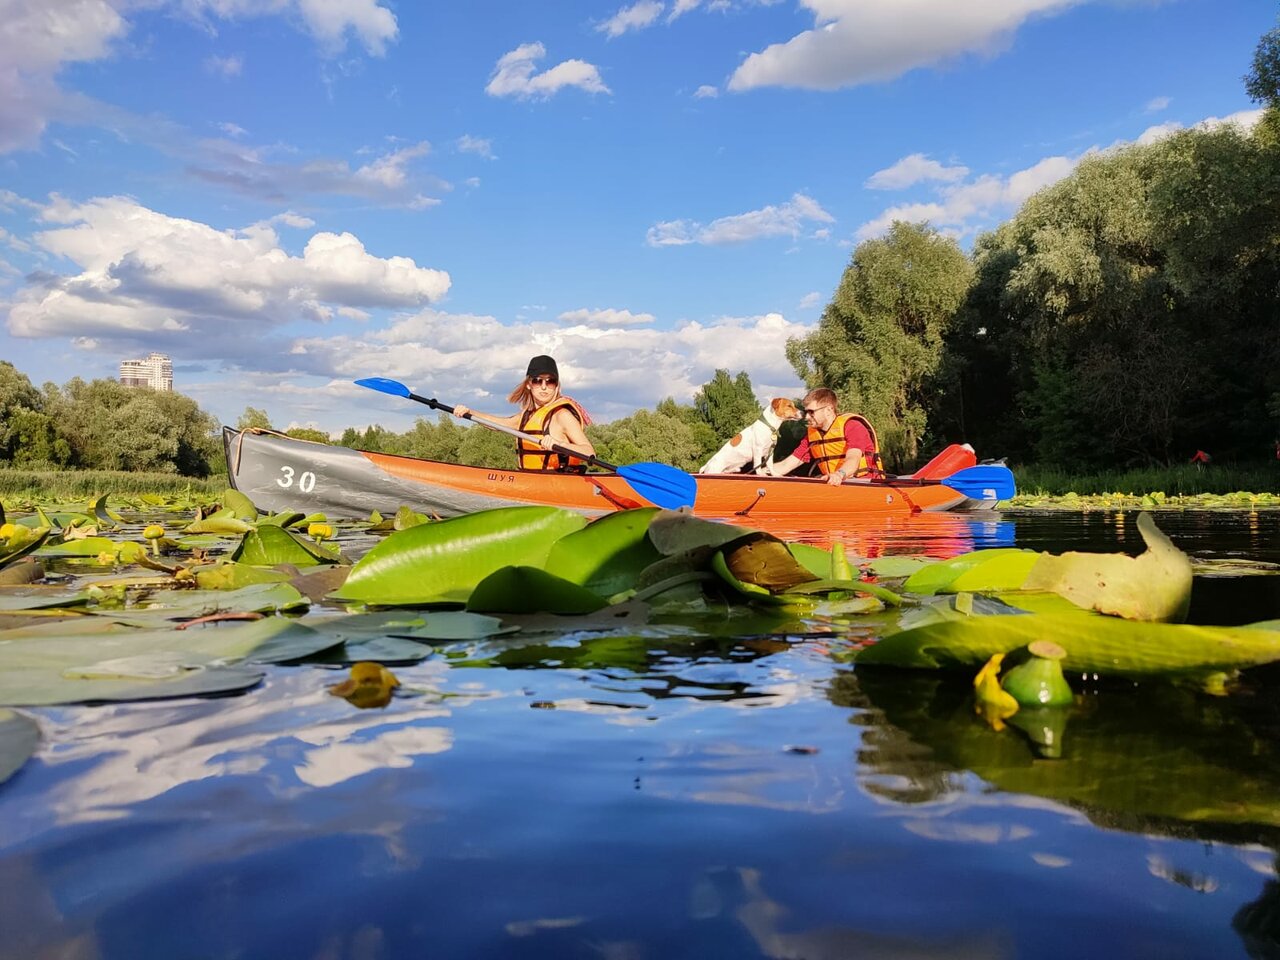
[467,566,607,615]
[903,548,1036,595]
[0,588,92,611]
[221,489,259,520]
[326,635,437,663]
[864,556,932,579]
[1023,512,1192,622]
[311,609,514,643]
[87,494,124,526]
[710,550,791,606]
[544,508,661,596]
[787,542,834,579]
[125,582,309,620]
[720,533,819,593]
[0,709,40,783]
[1,526,51,568]
[948,551,1041,593]
[856,613,1280,678]
[34,535,120,558]
[231,524,341,567]
[647,511,753,556]
[257,511,310,528]
[0,656,264,707]
[0,558,44,586]
[333,506,586,605]
[184,509,254,535]
[393,506,431,530]
[193,562,292,590]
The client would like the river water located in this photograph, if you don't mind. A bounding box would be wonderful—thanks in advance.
[3,508,1280,959]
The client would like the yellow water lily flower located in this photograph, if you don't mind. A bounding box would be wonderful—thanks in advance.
[329,661,400,709]
[308,522,334,543]
[973,652,1019,730]
[143,524,165,541]
[0,523,15,540]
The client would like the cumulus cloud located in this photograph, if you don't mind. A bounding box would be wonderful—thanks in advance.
[485,42,611,100]
[6,195,449,348]
[598,1,664,37]
[557,307,656,327]
[293,309,814,423]
[798,291,822,309]
[866,153,969,190]
[0,0,397,155]
[729,0,1081,92]
[456,134,495,159]
[693,84,719,99]
[647,193,834,247]
[853,108,1267,243]
[1144,95,1171,113]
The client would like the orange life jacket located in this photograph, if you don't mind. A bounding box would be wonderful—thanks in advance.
[517,397,590,471]
[807,413,880,476]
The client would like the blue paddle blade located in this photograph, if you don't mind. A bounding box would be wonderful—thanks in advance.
[941,464,1017,503]
[616,462,698,511]
[355,377,412,398]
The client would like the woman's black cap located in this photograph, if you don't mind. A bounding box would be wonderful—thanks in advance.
[526,355,559,380]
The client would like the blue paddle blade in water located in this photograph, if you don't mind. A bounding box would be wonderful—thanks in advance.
[616,462,698,511]
[941,464,1017,502]
[355,377,412,398]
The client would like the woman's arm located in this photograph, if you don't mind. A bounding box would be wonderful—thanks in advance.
[451,404,522,429]
[546,408,595,457]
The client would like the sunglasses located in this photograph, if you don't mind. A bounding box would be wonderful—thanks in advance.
[803,406,825,417]
[530,376,558,386]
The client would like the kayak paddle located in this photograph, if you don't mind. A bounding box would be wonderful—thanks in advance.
[939,464,1017,503]
[355,377,698,511]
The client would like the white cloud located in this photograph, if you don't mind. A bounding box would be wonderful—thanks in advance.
[456,134,495,159]
[853,107,1268,243]
[647,193,834,246]
[598,1,664,37]
[1144,95,1171,113]
[6,195,449,347]
[0,0,397,155]
[217,121,249,138]
[668,0,703,19]
[693,84,719,99]
[557,307,656,327]
[728,0,1081,92]
[292,310,814,424]
[798,291,822,309]
[204,54,243,77]
[866,153,969,190]
[485,42,611,100]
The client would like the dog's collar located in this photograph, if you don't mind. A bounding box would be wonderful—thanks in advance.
[759,407,785,432]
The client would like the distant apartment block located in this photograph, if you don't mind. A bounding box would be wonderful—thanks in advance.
[119,352,174,391]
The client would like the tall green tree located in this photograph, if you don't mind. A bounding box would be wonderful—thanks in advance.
[691,370,759,446]
[237,407,272,430]
[788,222,972,466]
[1246,19,1280,105]
[588,409,704,471]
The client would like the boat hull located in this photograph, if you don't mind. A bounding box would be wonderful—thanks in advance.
[222,427,993,522]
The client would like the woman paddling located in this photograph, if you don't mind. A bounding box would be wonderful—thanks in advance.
[452,355,596,471]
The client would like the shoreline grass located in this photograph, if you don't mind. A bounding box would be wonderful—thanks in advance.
[1011,463,1279,498]
[0,468,227,501]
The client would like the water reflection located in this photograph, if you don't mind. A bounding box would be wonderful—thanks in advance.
[833,666,1280,842]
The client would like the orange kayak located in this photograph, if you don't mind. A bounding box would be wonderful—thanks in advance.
[223,427,1010,521]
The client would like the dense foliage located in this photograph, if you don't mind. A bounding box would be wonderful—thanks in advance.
[0,364,221,475]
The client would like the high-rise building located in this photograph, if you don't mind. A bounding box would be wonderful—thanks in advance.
[119,353,174,391]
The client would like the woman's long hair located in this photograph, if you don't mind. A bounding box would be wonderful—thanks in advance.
[507,377,550,412]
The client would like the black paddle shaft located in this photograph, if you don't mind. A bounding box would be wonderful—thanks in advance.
[406,390,621,472]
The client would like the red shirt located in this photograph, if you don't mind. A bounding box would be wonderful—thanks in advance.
[793,418,874,464]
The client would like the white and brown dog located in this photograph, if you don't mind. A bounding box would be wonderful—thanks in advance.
[699,397,803,474]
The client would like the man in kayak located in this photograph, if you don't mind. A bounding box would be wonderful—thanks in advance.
[759,388,880,485]
[452,355,596,471]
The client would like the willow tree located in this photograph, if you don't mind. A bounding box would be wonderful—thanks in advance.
[692,369,760,446]
[787,222,972,466]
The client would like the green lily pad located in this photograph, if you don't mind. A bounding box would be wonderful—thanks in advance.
[0,588,92,612]
[193,562,293,590]
[231,524,342,567]
[87,494,124,526]
[544,508,661,597]
[902,548,1035,595]
[0,709,40,784]
[114,582,309,621]
[333,506,586,605]
[647,511,754,556]
[1,526,52,568]
[184,508,255,535]
[467,566,607,615]
[856,613,1280,678]
[863,556,932,579]
[34,535,121,559]
[221,489,259,520]
[1024,512,1193,622]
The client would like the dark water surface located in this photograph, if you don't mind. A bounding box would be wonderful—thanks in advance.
[4,509,1280,960]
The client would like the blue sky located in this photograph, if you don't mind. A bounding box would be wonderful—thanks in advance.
[0,0,1271,434]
